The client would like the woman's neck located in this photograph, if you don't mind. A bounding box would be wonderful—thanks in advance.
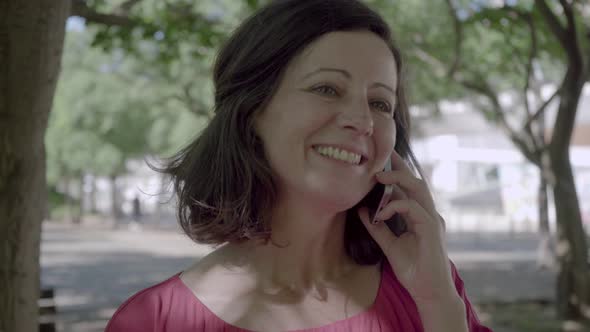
[226,216,360,297]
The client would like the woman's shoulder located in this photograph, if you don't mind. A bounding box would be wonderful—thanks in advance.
[104,247,243,332]
[105,273,200,332]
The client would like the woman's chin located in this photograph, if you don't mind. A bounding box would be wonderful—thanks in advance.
[290,180,373,211]
[312,191,368,213]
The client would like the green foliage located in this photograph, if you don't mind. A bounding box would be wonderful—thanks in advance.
[46,185,81,220]
[368,0,572,110]
[462,4,564,86]
[53,0,584,187]
[47,26,205,185]
[49,0,255,188]
[368,0,469,105]
[47,186,68,211]
[89,0,253,65]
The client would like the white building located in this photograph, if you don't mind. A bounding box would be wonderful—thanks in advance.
[411,84,590,233]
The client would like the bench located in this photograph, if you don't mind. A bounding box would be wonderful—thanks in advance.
[39,288,56,332]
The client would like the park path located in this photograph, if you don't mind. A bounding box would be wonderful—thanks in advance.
[41,220,555,332]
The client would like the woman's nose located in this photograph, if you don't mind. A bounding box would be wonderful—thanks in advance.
[336,102,374,136]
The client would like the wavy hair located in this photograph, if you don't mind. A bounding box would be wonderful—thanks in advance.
[157,0,426,265]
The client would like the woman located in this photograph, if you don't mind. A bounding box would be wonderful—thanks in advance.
[107,0,493,331]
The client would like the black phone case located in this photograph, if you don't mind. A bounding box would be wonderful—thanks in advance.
[361,182,407,237]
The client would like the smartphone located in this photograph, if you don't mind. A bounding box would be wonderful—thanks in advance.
[362,157,408,237]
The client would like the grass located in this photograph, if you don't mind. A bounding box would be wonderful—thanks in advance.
[475,301,590,332]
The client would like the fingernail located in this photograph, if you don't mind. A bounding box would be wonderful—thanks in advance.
[375,210,385,220]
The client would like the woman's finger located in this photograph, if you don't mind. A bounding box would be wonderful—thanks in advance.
[375,199,442,238]
[358,206,397,248]
[376,171,434,211]
[376,170,423,192]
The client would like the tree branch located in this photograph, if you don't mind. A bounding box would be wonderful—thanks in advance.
[414,45,518,150]
[70,0,137,27]
[415,41,544,163]
[413,1,548,161]
[523,87,560,131]
[536,0,583,67]
[474,103,541,165]
[443,0,462,78]
[458,75,542,160]
[558,0,576,32]
[535,0,568,48]
[521,12,539,151]
[116,0,143,15]
[586,22,590,82]
[559,0,584,66]
[412,48,447,77]
[523,12,537,108]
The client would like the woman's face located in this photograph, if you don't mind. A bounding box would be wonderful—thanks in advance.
[255,30,398,210]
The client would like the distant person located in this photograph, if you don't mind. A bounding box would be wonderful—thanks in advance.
[127,195,143,232]
[107,1,493,331]
[132,196,141,223]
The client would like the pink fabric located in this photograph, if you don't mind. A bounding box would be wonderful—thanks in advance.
[106,260,493,332]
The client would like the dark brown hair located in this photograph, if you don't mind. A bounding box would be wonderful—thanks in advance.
[159,0,426,265]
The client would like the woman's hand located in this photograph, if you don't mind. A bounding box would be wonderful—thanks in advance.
[357,149,458,305]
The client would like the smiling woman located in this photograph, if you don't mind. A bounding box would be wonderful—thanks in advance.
[105,0,493,331]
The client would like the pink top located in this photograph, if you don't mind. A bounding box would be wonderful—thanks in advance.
[106,260,493,332]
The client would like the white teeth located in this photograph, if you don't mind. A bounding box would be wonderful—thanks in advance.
[314,146,361,165]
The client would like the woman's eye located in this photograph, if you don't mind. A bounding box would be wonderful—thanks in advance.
[370,100,392,113]
[312,85,338,96]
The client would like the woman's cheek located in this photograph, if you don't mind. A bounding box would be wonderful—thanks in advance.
[375,130,395,172]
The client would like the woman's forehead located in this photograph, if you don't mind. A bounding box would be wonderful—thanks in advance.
[285,31,398,87]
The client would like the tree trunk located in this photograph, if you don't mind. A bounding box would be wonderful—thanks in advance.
[550,72,590,321]
[90,173,98,214]
[0,1,70,331]
[63,175,72,222]
[156,172,168,227]
[73,174,84,224]
[538,150,551,235]
[537,112,556,269]
[536,170,556,269]
[553,154,590,320]
[110,174,122,227]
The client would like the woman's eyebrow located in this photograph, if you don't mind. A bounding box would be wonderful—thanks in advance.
[302,67,352,80]
[372,82,395,95]
[301,67,395,94]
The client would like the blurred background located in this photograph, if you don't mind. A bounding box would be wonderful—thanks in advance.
[2,0,590,331]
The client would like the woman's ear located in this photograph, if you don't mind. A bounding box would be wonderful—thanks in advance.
[251,112,262,139]
[249,110,266,148]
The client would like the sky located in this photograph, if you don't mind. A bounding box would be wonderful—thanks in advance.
[66,17,86,32]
